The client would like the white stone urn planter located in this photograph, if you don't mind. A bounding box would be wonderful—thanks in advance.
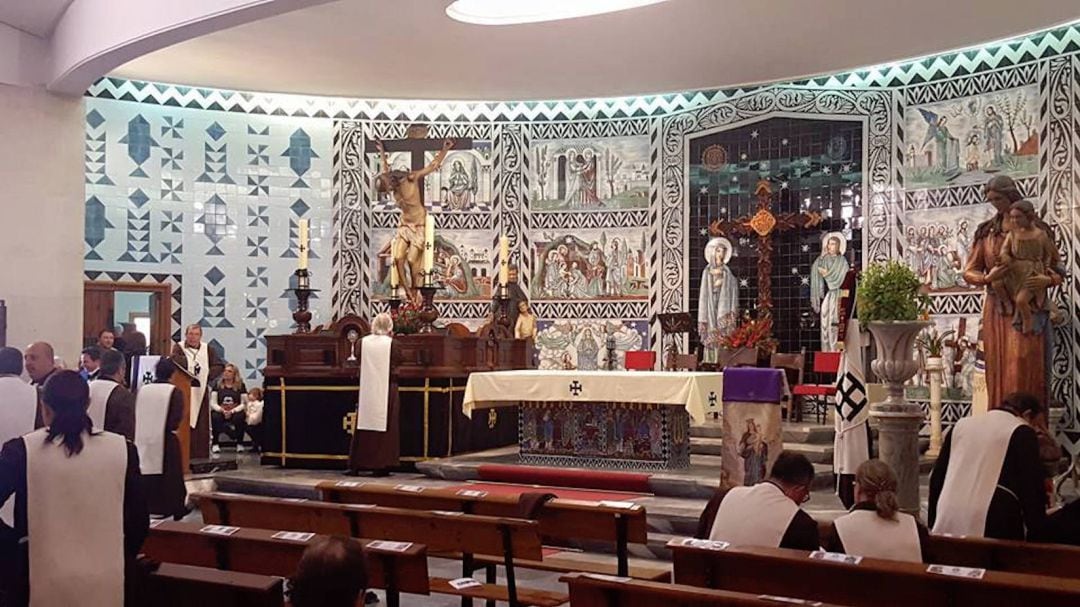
[867,320,929,514]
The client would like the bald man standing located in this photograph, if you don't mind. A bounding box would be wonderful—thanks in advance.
[23,342,56,429]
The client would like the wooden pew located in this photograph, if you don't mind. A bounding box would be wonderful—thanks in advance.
[141,520,428,607]
[669,540,1080,607]
[316,481,667,581]
[925,533,1080,579]
[193,492,567,607]
[561,572,850,607]
[142,562,283,607]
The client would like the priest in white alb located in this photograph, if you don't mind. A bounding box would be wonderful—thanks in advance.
[0,348,36,531]
[169,324,223,459]
[347,313,401,476]
[86,349,136,441]
[929,392,1048,540]
[135,358,187,519]
[0,370,148,606]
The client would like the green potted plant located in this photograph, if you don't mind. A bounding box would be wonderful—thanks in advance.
[856,260,932,405]
[915,326,955,363]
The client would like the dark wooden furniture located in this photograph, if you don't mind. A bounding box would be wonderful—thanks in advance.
[791,350,841,424]
[142,562,284,607]
[141,521,429,607]
[317,481,668,581]
[194,492,567,607]
[770,350,805,421]
[261,316,531,467]
[670,541,1080,607]
[561,573,850,607]
[924,533,1080,579]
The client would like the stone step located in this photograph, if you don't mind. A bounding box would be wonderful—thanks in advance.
[691,422,836,444]
[690,437,835,464]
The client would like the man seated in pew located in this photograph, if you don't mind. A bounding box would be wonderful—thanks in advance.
[697,451,820,550]
[288,537,368,607]
[929,392,1048,540]
[0,370,149,606]
[135,358,188,520]
[348,313,401,477]
[823,459,928,562]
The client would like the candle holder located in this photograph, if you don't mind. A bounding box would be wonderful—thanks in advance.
[605,334,618,371]
[490,283,513,339]
[292,269,318,334]
[387,291,403,313]
[417,284,441,334]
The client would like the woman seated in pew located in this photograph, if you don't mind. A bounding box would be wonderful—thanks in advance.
[823,459,928,562]
[288,537,368,607]
[0,370,149,607]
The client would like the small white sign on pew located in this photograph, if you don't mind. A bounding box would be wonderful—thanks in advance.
[927,564,986,579]
[200,525,240,536]
[669,537,730,551]
[272,531,315,542]
[809,550,862,565]
[367,540,413,553]
[448,577,483,590]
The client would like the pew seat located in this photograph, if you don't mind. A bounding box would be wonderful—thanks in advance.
[562,572,850,607]
[142,562,284,607]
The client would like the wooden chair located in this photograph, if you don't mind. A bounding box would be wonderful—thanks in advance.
[716,348,758,368]
[316,481,667,581]
[141,562,284,607]
[791,351,842,424]
[669,540,1080,607]
[561,572,849,607]
[670,353,699,371]
[193,492,567,607]
[770,350,805,421]
[624,350,656,371]
[141,521,429,607]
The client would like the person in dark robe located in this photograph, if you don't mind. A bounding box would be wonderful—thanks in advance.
[87,349,136,441]
[929,392,1048,540]
[136,358,187,519]
[24,342,57,429]
[169,324,224,460]
[0,370,148,607]
[347,313,401,476]
[696,451,820,550]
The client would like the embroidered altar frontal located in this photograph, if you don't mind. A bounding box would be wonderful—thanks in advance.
[519,401,689,470]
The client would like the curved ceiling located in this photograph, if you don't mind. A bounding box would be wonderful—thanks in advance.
[111,0,1080,101]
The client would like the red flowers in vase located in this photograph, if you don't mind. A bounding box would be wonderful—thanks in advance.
[390,301,423,335]
[719,313,778,355]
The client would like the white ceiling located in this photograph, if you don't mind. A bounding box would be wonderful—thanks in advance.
[111,0,1080,101]
[0,0,73,37]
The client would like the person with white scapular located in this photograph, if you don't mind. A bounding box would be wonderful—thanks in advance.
[0,370,148,606]
[169,324,223,460]
[697,451,820,550]
[135,358,187,519]
[824,459,928,562]
[347,313,401,476]
[0,348,36,534]
[929,392,1048,540]
[86,349,136,441]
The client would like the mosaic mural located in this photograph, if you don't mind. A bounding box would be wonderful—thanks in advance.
[530,228,649,301]
[531,135,650,211]
[533,319,646,371]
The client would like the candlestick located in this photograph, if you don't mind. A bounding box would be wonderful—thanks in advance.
[422,214,435,274]
[291,268,318,334]
[389,237,399,289]
[298,219,309,270]
[498,235,509,286]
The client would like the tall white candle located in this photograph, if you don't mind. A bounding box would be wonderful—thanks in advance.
[298,219,309,270]
[498,235,509,286]
[422,214,435,274]
[389,237,399,289]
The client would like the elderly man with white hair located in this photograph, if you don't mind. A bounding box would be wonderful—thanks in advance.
[347,313,401,476]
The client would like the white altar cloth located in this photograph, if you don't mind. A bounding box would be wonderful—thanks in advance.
[463,369,722,423]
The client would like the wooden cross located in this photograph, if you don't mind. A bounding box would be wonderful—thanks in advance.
[366,125,473,203]
[708,179,824,317]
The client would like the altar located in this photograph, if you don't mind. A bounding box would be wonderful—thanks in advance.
[463,370,723,470]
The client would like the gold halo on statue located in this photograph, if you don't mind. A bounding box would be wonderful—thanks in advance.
[704,237,734,265]
[821,231,847,256]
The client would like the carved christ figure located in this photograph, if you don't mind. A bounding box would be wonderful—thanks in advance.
[376,138,453,302]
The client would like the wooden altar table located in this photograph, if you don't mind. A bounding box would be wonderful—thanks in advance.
[463,370,723,470]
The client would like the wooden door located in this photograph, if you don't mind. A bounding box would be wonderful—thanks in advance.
[83,288,115,347]
[83,282,172,354]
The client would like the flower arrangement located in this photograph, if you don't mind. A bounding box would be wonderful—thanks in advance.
[720,312,779,355]
[915,326,955,358]
[390,301,423,335]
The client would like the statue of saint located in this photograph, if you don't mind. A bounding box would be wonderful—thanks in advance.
[697,237,739,363]
[811,233,850,352]
[986,200,1058,334]
[963,175,1061,407]
[514,301,537,340]
[375,138,453,303]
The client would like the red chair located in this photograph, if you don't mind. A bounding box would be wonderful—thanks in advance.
[791,351,842,424]
[624,350,656,371]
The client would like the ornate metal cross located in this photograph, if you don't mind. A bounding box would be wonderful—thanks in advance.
[708,179,823,317]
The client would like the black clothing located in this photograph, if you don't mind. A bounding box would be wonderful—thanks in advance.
[142,386,187,518]
[99,377,137,441]
[695,487,821,551]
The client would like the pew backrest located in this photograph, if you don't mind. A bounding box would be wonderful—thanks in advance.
[561,572,848,607]
[144,562,284,607]
[925,533,1080,579]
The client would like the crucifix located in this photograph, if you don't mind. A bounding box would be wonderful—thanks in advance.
[708,179,824,316]
[366,124,474,203]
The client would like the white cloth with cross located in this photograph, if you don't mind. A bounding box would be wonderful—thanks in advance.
[462,369,723,423]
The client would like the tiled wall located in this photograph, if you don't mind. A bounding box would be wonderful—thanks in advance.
[85,23,1080,464]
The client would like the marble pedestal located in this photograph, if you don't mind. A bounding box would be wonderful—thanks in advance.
[871,404,923,514]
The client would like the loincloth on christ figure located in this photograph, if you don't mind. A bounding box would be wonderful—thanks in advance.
[397,223,425,251]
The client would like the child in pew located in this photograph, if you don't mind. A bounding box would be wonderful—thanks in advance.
[244,387,264,454]
[288,537,369,607]
[822,459,929,563]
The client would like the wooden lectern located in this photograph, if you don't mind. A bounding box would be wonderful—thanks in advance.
[170,363,195,474]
